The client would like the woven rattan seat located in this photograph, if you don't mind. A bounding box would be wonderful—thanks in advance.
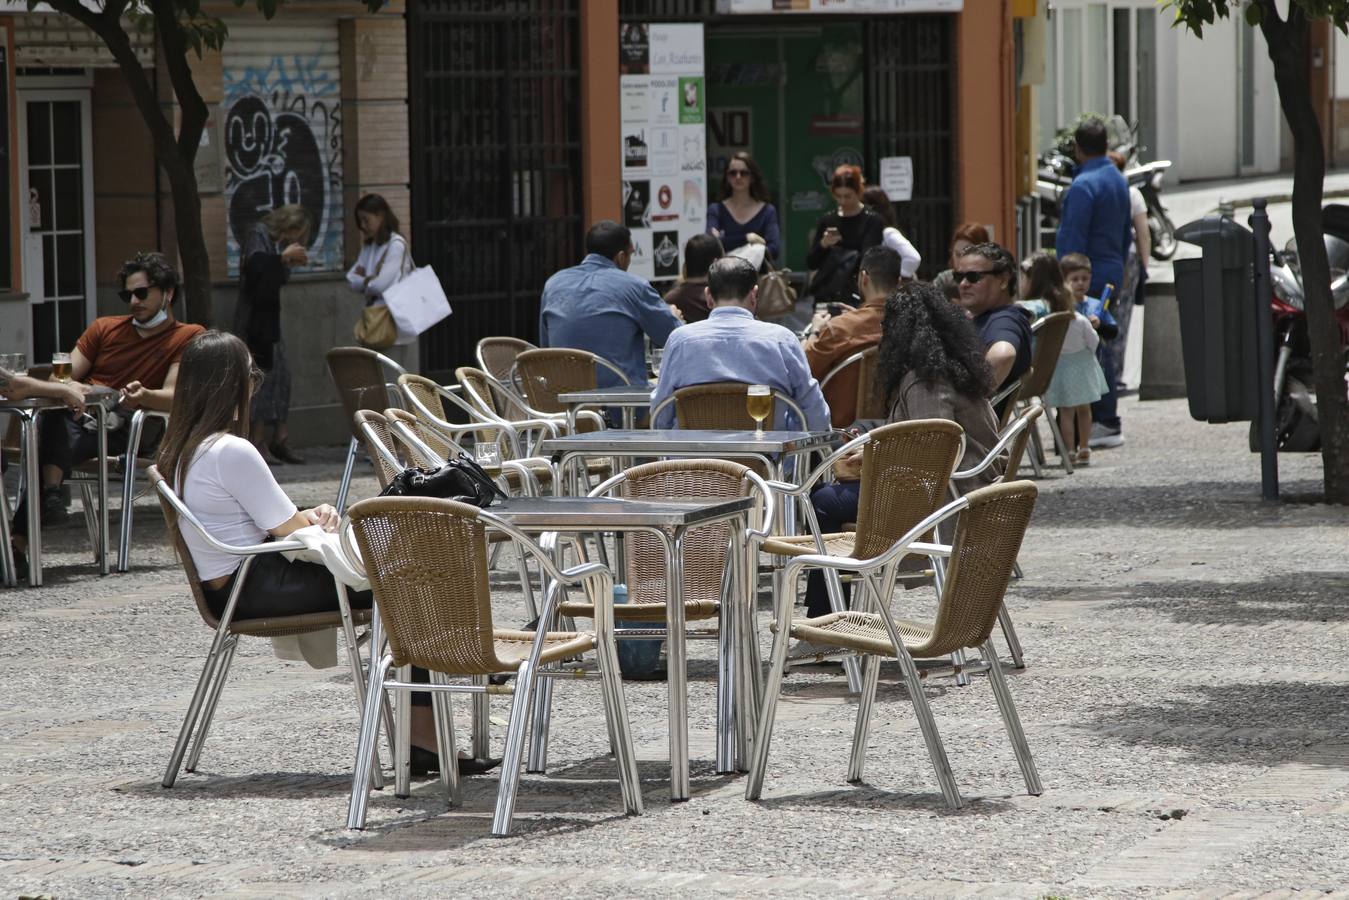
[746,481,1043,811]
[344,495,642,836]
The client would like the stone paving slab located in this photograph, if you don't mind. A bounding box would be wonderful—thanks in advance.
[1,396,1348,897]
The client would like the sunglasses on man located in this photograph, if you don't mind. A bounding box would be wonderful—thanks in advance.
[117,286,153,303]
[953,270,1001,285]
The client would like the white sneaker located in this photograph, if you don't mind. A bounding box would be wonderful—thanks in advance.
[1088,423,1125,449]
[788,639,845,661]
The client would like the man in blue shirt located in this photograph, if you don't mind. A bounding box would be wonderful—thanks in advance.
[650,257,830,431]
[1055,119,1132,301]
[539,220,682,387]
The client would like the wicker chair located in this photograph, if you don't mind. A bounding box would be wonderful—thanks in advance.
[343,496,642,837]
[650,381,808,433]
[818,345,885,427]
[760,420,964,692]
[746,481,1043,810]
[326,347,408,511]
[524,459,774,773]
[1019,311,1076,474]
[512,348,629,427]
[147,466,380,790]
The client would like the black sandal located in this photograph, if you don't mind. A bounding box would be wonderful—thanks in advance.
[409,746,502,777]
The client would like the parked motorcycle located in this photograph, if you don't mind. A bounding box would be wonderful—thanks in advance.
[1035,116,1177,261]
[1262,204,1349,451]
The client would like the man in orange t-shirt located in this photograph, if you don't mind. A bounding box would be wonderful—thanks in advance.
[12,252,204,547]
[803,245,901,427]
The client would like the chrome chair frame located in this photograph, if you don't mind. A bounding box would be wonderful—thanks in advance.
[343,503,642,837]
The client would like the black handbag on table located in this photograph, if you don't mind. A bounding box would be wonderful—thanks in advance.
[377,453,508,507]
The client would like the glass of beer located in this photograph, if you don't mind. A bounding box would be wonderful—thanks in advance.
[746,384,772,438]
[51,352,73,383]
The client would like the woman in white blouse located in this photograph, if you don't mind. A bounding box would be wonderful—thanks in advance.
[346,193,411,336]
[862,186,922,280]
[157,331,361,620]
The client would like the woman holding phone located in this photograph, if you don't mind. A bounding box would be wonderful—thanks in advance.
[805,165,884,306]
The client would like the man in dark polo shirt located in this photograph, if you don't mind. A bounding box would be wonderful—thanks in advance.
[952,241,1030,419]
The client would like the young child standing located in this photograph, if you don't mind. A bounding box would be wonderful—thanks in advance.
[1044,253,1112,465]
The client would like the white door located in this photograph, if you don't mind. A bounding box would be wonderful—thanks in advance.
[17,88,96,362]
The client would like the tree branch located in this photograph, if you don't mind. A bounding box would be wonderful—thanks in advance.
[148,0,210,163]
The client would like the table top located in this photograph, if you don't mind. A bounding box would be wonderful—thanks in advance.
[489,494,753,528]
[0,385,120,412]
[557,385,655,405]
[540,429,840,455]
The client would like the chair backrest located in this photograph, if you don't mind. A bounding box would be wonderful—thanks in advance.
[666,381,807,432]
[354,410,405,489]
[609,459,753,607]
[476,336,537,383]
[326,347,407,439]
[819,346,884,424]
[346,496,510,674]
[146,465,222,630]
[1002,402,1043,481]
[852,419,964,560]
[455,366,509,420]
[994,376,1025,429]
[386,407,456,465]
[1021,312,1074,399]
[918,480,1037,657]
[515,348,628,415]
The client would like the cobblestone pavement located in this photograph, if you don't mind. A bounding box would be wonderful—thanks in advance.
[3,395,1348,898]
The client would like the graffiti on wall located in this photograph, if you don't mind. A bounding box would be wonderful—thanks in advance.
[223,54,342,274]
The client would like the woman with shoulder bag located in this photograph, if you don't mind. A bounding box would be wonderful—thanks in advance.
[347,194,412,349]
[806,165,884,307]
[234,203,313,465]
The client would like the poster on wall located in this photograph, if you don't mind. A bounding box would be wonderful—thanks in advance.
[222,53,343,276]
[720,0,961,11]
[619,23,705,282]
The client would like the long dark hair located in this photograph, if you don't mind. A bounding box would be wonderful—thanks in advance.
[157,331,257,498]
[879,281,994,402]
[1022,250,1074,314]
[718,151,770,203]
[354,193,401,245]
[861,186,897,228]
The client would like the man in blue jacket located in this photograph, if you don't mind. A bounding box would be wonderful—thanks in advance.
[1056,118,1131,448]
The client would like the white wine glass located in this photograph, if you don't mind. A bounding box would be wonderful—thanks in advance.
[746,384,771,438]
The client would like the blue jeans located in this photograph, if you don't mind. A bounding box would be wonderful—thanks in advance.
[803,480,860,618]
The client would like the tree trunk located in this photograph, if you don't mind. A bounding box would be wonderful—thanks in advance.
[1261,4,1349,503]
[161,155,214,327]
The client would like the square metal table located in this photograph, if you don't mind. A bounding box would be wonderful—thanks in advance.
[556,385,654,432]
[0,387,117,586]
[490,493,756,800]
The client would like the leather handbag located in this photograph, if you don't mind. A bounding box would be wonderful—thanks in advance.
[755,265,797,320]
[355,305,397,349]
[377,453,508,508]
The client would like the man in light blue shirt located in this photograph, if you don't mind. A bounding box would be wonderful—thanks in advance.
[651,257,831,431]
[539,220,682,387]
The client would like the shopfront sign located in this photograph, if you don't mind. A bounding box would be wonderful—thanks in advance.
[719,0,962,12]
[618,23,707,281]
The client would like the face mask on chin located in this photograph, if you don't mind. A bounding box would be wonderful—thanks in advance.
[133,307,169,331]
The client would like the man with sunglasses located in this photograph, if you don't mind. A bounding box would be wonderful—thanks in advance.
[952,242,1031,420]
[11,252,203,544]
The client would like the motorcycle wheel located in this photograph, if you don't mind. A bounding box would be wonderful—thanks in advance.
[1277,375,1321,452]
[1151,210,1178,260]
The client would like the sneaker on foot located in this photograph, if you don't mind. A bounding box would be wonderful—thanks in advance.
[788,638,845,661]
[40,487,68,526]
[1088,423,1124,449]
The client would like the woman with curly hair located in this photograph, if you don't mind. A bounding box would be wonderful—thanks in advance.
[799,281,1004,621]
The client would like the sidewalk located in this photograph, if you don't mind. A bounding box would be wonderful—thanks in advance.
[2,396,1347,898]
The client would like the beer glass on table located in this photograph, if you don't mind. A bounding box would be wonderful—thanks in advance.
[474,440,503,480]
[746,384,772,438]
[51,352,72,383]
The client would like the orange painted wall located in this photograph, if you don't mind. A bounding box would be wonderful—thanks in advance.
[2,19,16,290]
[956,1,1016,250]
[581,0,621,227]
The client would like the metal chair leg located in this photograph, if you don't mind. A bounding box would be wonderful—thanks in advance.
[394,664,412,798]
[337,593,384,790]
[998,603,1026,669]
[950,648,972,688]
[429,671,461,805]
[895,649,962,809]
[163,628,235,788]
[347,654,392,830]
[79,483,98,556]
[1048,408,1074,474]
[185,638,238,772]
[822,566,863,694]
[980,643,1041,795]
[1027,422,1046,478]
[471,675,492,761]
[335,437,359,513]
[490,660,539,836]
[594,616,643,816]
[745,576,793,800]
[847,653,880,783]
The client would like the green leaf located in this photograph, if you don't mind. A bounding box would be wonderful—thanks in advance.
[1245,1,1264,26]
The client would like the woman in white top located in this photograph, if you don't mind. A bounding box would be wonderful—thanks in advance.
[157,331,370,620]
[862,186,922,280]
[346,193,411,313]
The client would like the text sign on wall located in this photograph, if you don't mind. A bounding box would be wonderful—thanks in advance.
[879,156,914,202]
[720,0,962,11]
[619,23,707,282]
